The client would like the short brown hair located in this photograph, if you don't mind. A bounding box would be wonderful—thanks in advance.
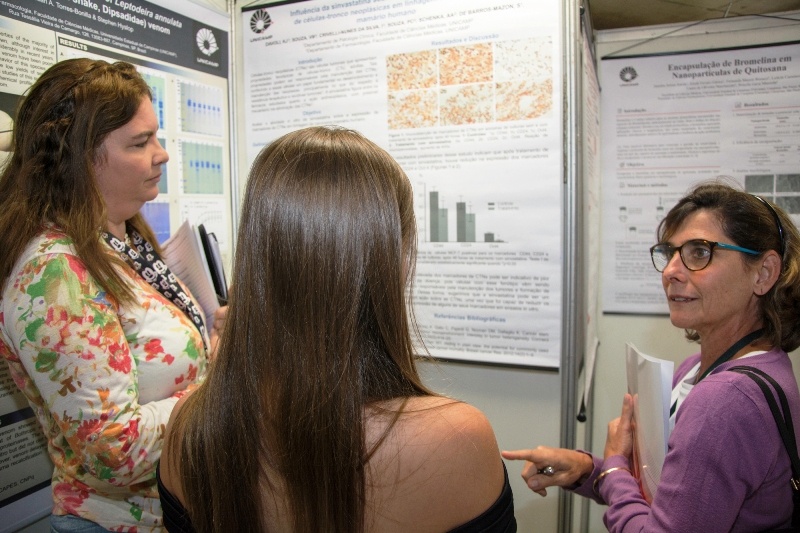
[657,181,800,351]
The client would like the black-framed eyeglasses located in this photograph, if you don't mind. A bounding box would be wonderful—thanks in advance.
[649,239,760,272]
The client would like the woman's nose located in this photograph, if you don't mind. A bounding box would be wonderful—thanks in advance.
[662,250,685,278]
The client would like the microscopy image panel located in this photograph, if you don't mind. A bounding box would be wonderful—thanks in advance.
[440,83,494,126]
[439,43,493,86]
[777,196,800,215]
[494,37,553,83]
[388,89,439,129]
[387,50,438,91]
[496,79,553,121]
[745,174,775,193]
[777,174,800,192]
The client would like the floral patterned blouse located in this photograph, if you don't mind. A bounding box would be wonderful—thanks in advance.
[0,229,207,532]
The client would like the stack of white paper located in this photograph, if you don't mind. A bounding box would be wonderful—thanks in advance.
[161,220,220,329]
[625,343,674,503]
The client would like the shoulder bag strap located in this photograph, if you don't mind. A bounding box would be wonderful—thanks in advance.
[729,365,800,528]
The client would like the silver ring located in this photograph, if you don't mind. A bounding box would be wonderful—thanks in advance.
[538,466,555,476]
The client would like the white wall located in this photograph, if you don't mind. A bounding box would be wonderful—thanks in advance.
[419,361,562,532]
[585,12,800,532]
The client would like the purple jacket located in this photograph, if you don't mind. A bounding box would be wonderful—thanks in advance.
[573,348,797,532]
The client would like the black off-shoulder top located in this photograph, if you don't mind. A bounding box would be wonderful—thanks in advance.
[157,462,515,532]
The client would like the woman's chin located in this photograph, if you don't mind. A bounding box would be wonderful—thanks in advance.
[668,314,693,330]
[144,187,160,202]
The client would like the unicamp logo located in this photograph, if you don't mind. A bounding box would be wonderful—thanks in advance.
[250,9,273,34]
[619,66,638,82]
[196,27,219,56]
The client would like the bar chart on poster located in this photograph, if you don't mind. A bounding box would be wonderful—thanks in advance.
[420,186,509,244]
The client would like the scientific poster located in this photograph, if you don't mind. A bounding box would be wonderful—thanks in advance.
[0,0,231,526]
[0,0,232,254]
[242,0,564,368]
[600,42,800,314]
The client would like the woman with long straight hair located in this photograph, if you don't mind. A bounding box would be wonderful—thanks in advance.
[159,126,515,533]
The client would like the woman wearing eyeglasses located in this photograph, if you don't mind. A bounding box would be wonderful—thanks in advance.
[503,182,800,531]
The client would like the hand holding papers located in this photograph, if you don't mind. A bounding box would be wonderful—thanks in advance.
[161,220,223,330]
[625,343,674,504]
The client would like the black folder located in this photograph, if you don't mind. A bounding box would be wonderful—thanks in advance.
[198,224,228,305]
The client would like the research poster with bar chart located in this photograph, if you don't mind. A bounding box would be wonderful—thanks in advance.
[0,0,230,524]
[242,0,563,367]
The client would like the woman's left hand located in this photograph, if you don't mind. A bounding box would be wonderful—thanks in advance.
[209,305,228,360]
[501,447,594,496]
[604,393,635,460]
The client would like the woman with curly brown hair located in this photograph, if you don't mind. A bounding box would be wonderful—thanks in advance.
[0,59,214,532]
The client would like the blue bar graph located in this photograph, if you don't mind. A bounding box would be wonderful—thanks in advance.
[141,202,171,244]
[180,82,223,137]
[181,141,224,194]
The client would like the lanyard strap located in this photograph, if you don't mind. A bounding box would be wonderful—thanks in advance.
[670,328,764,417]
[695,328,765,383]
[102,229,208,349]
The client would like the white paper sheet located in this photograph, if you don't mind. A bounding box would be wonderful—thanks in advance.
[241,0,564,367]
[625,343,674,503]
[600,43,800,314]
[161,220,220,329]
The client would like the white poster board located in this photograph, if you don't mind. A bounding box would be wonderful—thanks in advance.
[241,0,564,367]
[600,42,800,314]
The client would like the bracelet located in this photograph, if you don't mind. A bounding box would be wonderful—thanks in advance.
[592,466,631,497]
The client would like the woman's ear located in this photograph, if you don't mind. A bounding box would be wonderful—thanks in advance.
[754,250,781,296]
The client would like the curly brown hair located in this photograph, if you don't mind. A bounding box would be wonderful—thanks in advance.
[0,58,159,304]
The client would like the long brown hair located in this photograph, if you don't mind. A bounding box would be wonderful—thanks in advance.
[657,181,800,351]
[0,58,159,304]
[170,126,434,532]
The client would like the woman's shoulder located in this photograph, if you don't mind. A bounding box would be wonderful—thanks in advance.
[684,352,798,424]
[365,396,506,532]
[2,231,87,303]
[25,228,77,255]
[708,350,794,386]
[402,396,498,447]
[5,230,78,280]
